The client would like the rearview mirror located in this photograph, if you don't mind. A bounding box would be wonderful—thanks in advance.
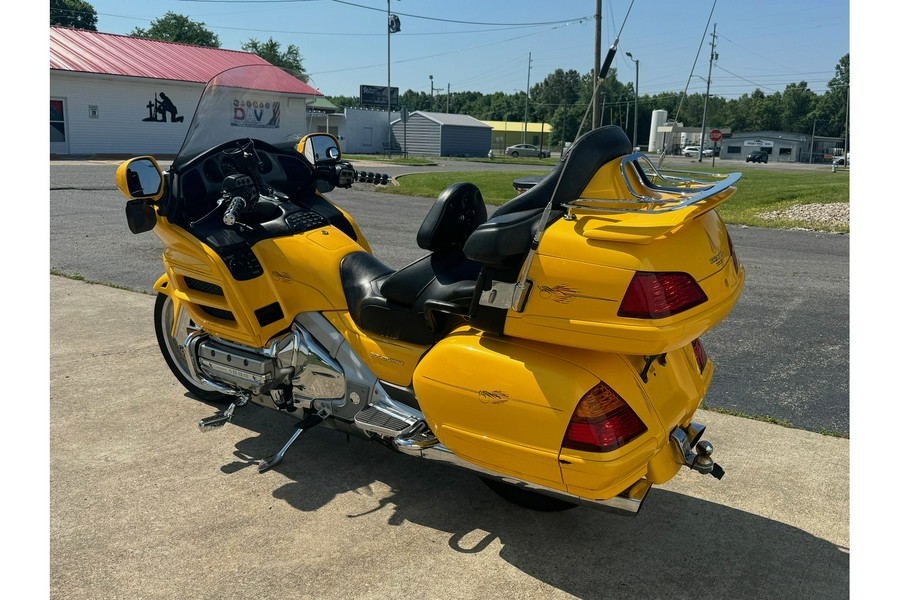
[116,157,164,200]
[297,133,341,165]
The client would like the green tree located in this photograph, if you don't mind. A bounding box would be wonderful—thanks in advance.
[50,0,97,30]
[813,53,849,139]
[780,82,817,133]
[131,12,221,48]
[241,38,308,81]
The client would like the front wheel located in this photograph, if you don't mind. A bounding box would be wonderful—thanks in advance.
[154,292,229,403]
[511,151,519,158]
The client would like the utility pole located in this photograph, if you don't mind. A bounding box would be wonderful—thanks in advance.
[592,0,602,129]
[447,83,451,113]
[386,1,401,153]
[698,23,717,163]
[843,85,850,155]
[523,52,532,144]
[809,119,816,164]
[387,0,392,128]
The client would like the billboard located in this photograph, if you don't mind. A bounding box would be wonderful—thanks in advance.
[360,85,399,109]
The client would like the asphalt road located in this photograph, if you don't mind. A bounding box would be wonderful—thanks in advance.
[49,160,849,436]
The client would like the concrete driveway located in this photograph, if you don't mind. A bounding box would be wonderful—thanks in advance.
[49,275,848,600]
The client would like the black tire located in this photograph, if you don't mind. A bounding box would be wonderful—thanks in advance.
[480,477,578,512]
[154,292,230,403]
[511,151,519,158]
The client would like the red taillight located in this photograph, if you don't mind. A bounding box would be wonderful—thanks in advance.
[618,271,708,319]
[692,338,708,373]
[727,231,741,274]
[562,382,647,453]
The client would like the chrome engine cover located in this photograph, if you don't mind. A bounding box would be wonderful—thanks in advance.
[189,323,345,400]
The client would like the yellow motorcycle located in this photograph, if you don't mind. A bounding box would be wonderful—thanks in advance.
[117,65,743,515]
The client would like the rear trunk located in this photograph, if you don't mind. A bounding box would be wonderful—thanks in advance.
[503,207,744,355]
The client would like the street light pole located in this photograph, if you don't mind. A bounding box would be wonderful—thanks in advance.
[625,51,639,150]
[523,52,532,144]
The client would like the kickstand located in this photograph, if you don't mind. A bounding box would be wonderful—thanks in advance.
[258,413,324,473]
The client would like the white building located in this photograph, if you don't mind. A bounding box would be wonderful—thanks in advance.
[50,26,322,157]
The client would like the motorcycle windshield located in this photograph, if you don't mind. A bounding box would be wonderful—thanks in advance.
[172,64,321,170]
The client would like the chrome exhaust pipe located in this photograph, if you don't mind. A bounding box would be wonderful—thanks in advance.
[394,436,650,516]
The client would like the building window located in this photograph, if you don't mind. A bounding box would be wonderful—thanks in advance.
[727,145,741,153]
[778,147,792,156]
[51,99,65,142]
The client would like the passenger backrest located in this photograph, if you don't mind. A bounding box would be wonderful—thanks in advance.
[416,182,488,254]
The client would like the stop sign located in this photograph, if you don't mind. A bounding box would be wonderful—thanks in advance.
[709,129,722,142]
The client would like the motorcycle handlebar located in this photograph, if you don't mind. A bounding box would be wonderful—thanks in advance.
[332,163,391,189]
[223,196,247,226]
[352,170,391,186]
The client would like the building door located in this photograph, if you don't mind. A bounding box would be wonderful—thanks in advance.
[51,98,68,155]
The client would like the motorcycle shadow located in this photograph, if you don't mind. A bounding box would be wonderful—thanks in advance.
[217,401,848,599]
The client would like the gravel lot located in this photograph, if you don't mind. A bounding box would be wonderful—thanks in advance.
[759,202,849,229]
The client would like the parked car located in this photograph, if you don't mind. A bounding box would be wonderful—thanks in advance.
[505,144,549,158]
[832,152,849,166]
[683,146,713,158]
[746,150,769,163]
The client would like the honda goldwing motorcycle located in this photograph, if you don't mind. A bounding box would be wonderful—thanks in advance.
[116,65,743,516]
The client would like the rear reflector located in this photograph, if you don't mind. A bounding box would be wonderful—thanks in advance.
[618,271,708,319]
[727,231,741,274]
[563,382,647,453]
[692,338,708,373]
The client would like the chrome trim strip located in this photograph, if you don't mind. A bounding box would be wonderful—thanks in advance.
[394,438,649,516]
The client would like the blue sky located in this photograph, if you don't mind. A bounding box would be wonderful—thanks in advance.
[80,0,850,100]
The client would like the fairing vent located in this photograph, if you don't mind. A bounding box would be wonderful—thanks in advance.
[255,302,285,327]
[199,305,235,321]
[184,276,224,296]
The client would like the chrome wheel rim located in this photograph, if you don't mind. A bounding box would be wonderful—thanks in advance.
[158,295,219,392]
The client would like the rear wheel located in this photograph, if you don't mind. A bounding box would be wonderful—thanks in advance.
[154,292,229,403]
[480,477,577,512]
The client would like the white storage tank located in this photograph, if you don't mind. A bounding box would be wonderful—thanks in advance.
[648,109,667,153]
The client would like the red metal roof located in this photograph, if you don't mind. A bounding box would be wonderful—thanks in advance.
[50,26,322,96]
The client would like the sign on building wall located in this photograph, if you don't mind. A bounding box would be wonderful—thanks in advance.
[744,139,774,148]
[232,97,281,128]
[142,92,185,123]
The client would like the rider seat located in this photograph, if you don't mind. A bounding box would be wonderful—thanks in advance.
[340,182,487,346]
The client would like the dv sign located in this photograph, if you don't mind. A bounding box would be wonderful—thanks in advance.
[709,129,723,143]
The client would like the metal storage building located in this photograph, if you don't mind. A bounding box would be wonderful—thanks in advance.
[720,130,843,163]
[50,26,322,157]
[391,111,491,157]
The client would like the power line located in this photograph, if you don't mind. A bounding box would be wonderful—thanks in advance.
[176,0,595,27]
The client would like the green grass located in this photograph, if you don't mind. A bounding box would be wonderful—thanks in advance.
[50,270,151,294]
[686,166,849,232]
[381,164,850,232]
[388,170,547,205]
[343,154,437,166]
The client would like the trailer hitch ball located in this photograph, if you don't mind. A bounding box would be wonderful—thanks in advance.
[693,440,714,471]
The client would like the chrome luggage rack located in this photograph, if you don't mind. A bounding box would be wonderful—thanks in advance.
[562,152,742,216]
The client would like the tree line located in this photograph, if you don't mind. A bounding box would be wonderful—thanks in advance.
[51,0,848,146]
[330,54,849,147]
